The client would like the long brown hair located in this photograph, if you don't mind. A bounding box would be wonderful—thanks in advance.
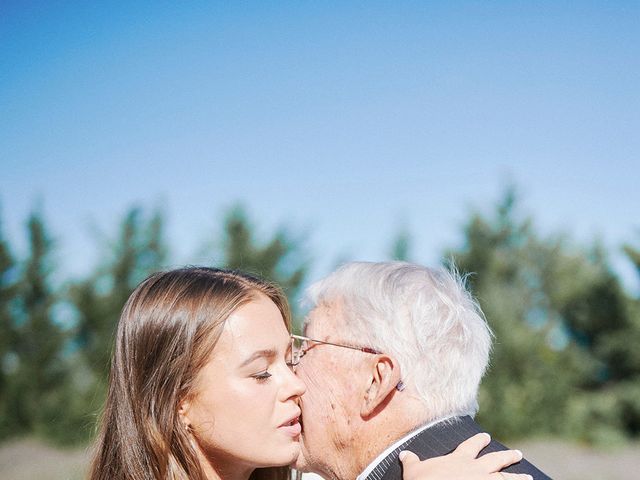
[88,267,292,480]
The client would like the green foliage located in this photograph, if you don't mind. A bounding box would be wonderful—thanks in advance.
[448,187,640,442]
[0,213,18,440]
[215,205,309,322]
[71,206,168,379]
[13,211,64,433]
[0,193,638,447]
[623,237,640,279]
[389,226,412,261]
[1,210,88,443]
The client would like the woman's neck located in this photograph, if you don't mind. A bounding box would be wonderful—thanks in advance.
[202,463,253,480]
[196,448,254,480]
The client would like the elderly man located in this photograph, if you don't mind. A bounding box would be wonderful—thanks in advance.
[292,262,550,480]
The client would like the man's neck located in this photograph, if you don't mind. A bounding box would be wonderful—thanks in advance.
[344,409,433,480]
[304,425,413,480]
[356,415,455,480]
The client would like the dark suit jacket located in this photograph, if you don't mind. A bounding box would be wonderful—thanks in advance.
[363,416,552,480]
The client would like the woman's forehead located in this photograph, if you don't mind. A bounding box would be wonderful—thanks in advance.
[220,296,289,349]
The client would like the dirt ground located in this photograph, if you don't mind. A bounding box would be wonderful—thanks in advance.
[0,438,91,480]
[1,438,639,480]
[517,439,640,480]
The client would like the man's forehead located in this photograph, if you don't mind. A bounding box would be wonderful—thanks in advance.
[302,302,340,337]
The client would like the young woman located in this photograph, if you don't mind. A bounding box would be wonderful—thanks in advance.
[88,267,530,480]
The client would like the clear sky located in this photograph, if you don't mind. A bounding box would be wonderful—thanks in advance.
[1,1,638,289]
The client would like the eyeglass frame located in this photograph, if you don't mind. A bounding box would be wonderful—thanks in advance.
[289,333,405,391]
[290,333,382,362]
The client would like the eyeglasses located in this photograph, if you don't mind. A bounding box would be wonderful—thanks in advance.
[289,334,405,391]
[290,334,382,367]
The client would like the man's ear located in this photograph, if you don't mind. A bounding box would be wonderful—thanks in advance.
[361,354,401,417]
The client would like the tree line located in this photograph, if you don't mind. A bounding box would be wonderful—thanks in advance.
[0,189,638,446]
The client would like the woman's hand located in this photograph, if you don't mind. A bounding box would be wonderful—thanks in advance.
[399,432,532,480]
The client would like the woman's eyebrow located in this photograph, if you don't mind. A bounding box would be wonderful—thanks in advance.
[239,349,277,368]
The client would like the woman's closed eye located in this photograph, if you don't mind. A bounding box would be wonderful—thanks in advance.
[251,370,272,382]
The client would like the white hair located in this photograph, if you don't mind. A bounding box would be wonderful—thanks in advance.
[304,261,492,420]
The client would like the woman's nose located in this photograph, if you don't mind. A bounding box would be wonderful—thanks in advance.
[284,364,306,399]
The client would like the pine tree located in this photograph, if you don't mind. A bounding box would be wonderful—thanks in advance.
[72,206,168,379]
[389,226,412,261]
[11,210,69,438]
[0,211,18,439]
[216,205,309,322]
[447,187,637,442]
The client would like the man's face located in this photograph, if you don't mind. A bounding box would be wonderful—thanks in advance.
[294,303,366,477]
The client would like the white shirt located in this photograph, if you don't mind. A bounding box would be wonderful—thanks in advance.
[356,415,454,480]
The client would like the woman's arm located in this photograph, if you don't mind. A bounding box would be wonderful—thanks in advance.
[400,433,532,480]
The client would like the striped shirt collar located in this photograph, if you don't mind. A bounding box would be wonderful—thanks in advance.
[356,415,454,480]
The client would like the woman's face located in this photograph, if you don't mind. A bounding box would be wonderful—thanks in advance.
[180,293,306,474]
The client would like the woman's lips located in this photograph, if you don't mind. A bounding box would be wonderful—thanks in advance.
[279,419,302,437]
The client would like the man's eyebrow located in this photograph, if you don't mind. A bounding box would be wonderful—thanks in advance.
[239,349,277,368]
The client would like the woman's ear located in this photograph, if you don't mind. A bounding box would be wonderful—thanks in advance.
[178,398,192,430]
[361,354,402,417]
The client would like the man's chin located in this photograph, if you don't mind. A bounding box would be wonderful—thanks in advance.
[292,457,309,472]
[292,444,311,472]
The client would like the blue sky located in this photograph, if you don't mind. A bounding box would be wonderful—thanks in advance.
[1,1,639,289]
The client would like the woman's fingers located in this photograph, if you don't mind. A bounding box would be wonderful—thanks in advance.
[478,449,524,471]
[399,450,421,466]
[451,432,492,457]
[451,433,526,472]
[398,438,531,480]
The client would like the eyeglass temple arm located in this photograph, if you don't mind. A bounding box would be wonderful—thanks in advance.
[291,335,403,391]
[291,334,382,354]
